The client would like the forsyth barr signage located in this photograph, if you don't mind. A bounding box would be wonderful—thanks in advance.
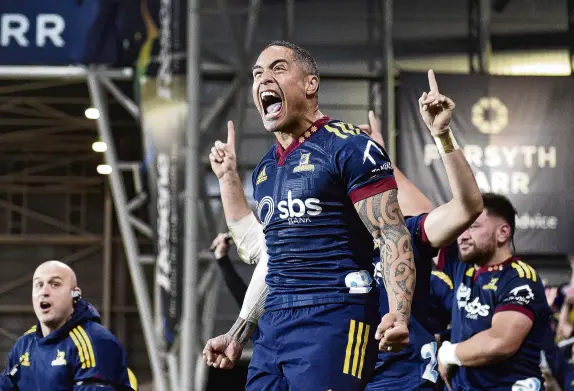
[0,0,125,65]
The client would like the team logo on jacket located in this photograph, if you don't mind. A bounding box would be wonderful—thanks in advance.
[19,352,30,367]
[256,166,267,185]
[257,191,322,226]
[293,152,315,173]
[51,350,67,366]
[504,284,535,305]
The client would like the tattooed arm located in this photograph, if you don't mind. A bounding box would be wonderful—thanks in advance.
[354,189,416,326]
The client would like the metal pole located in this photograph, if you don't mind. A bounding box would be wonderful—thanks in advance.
[478,0,491,74]
[86,72,169,391]
[383,0,396,162]
[181,0,201,388]
[285,0,295,40]
[102,182,113,329]
[0,66,132,80]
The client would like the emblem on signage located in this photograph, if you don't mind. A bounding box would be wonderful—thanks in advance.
[471,97,508,135]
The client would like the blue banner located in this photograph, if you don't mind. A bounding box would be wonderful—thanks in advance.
[0,0,143,65]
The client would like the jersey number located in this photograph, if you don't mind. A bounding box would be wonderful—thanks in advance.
[421,342,438,383]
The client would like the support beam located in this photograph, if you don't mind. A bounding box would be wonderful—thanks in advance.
[468,0,491,74]
[383,0,396,161]
[87,72,169,391]
[181,0,201,390]
[99,76,140,119]
[568,0,574,74]
[0,67,132,80]
[102,184,113,329]
[285,0,295,40]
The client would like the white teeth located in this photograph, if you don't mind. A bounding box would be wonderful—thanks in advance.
[260,91,279,99]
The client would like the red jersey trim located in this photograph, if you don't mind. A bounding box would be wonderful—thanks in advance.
[419,214,430,245]
[436,248,446,271]
[348,177,397,204]
[275,116,331,166]
[474,256,519,280]
[494,304,534,322]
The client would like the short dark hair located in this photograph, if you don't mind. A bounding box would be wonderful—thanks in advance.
[482,193,517,238]
[264,40,320,79]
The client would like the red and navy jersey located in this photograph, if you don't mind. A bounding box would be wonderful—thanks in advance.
[438,248,550,390]
[371,214,440,388]
[252,117,396,311]
[428,270,454,335]
[1,300,134,391]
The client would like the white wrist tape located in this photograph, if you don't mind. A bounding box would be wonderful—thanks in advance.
[238,251,269,323]
[227,212,265,264]
[438,341,462,366]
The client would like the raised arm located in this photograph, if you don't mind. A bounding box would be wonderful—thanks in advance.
[209,121,265,264]
[205,129,270,369]
[417,71,483,248]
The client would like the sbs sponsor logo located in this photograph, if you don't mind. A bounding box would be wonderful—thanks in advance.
[257,191,322,226]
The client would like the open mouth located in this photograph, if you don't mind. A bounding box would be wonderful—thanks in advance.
[40,301,51,311]
[260,90,283,119]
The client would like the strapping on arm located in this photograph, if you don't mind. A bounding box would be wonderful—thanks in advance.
[227,212,266,264]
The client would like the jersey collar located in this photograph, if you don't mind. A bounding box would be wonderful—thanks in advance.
[275,116,330,166]
[473,256,518,280]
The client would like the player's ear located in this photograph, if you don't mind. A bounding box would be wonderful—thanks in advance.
[305,75,319,97]
[497,223,511,245]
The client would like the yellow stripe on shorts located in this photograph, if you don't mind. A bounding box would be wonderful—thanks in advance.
[343,320,370,379]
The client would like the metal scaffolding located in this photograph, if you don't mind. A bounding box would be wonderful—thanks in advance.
[468,0,492,74]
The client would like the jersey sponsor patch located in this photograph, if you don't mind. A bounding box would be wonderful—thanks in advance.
[457,283,490,319]
[504,284,535,305]
[463,297,491,319]
[456,283,471,309]
[256,191,322,226]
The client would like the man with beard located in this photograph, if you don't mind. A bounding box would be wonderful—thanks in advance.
[436,194,550,390]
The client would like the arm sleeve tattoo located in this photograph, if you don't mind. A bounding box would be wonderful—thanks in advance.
[354,189,415,323]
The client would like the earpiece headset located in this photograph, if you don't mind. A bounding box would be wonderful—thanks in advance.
[72,289,82,303]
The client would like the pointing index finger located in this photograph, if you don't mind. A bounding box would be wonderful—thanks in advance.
[428,69,439,94]
[227,120,236,152]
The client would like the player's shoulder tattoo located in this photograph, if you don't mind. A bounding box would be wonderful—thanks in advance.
[354,189,415,321]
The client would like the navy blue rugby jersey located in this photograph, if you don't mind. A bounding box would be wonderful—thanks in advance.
[372,214,440,385]
[437,248,550,391]
[427,270,454,335]
[252,117,396,311]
